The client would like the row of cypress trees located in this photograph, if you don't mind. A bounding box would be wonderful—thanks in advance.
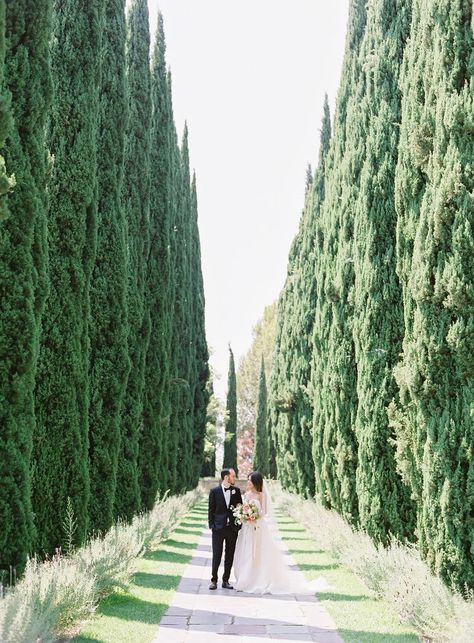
[270,0,474,590]
[0,0,209,571]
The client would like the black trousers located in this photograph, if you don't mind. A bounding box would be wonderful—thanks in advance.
[211,526,238,583]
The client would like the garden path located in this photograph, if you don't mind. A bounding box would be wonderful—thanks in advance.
[152,514,343,643]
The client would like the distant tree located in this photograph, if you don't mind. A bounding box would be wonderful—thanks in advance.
[201,369,221,477]
[223,346,238,472]
[236,302,277,474]
[253,358,269,476]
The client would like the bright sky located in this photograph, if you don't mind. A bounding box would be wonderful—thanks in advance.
[148,1,350,399]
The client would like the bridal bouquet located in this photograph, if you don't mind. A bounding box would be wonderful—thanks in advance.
[232,499,262,526]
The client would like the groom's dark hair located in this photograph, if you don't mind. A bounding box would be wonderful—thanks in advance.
[221,468,231,480]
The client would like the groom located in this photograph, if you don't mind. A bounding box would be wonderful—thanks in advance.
[208,467,243,590]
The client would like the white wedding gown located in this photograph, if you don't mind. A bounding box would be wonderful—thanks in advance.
[233,491,328,595]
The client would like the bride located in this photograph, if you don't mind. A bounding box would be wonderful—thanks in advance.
[233,471,328,594]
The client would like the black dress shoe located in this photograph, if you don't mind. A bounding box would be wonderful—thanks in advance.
[222,581,234,589]
[209,581,217,590]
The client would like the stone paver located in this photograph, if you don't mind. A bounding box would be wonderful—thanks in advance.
[152,515,343,643]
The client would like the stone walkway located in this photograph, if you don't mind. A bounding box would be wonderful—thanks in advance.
[152,515,343,643]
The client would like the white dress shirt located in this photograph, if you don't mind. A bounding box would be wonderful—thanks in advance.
[221,483,231,508]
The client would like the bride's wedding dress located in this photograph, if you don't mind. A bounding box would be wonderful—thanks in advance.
[233,485,328,595]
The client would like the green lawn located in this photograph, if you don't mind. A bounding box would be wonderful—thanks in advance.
[73,501,207,643]
[275,509,419,643]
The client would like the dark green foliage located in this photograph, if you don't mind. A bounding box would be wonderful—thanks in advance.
[164,81,181,495]
[0,0,207,563]
[270,100,331,498]
[33,0,104,552]
[0,0,51,570]
[114,0,152,522]
[271,0,474,590]
[88,0,130,533]
[313,0,366,525]
[171,127,195,491]
[0,1,13,219]
[253,358,269,476]
[140,14,174,507]
[351,0,415,543]
[390,0,474,588]
[223,346,238,472]
[189,175,210,486]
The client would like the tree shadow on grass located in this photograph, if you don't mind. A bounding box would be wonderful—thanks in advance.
[144,548,208,566]
[132,571,181,591]
[318,591,371,602]
[338,629,418,642]
[180,520,205,528]
[174,527,202,535]
[297,562,339,571]
[144,548,192,564]
[163,538,196,549]
[95,593,168,625]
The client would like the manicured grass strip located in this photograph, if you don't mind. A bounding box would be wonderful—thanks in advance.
[74,501,207,643]
[275,509,419,643]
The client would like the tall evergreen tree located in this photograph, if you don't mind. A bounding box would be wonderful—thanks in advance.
[350,0,415,543]
[33,0,104,552]
[190,174,210,486]
[165,73,181,495]
[114,0,152,522]
[0,0,51,569]
[140,13,174,506]
[391,0,474,588]
[270,99,331,498]
[237,302,277,475]
[223,346,238,472]
[89,0,129,533]
[309,0,367,523]
[0,1,13,220]
[174,126,195,490]
[253,357,269,475]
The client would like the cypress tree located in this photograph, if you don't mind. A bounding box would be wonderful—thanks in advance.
[270,100,331,498]
[268,293,295,490]
[190,174,210,486]
[309,0,367,523]
[89,0,129,533]
[253,357,269,476]
[33,0,104,552]
[391,0,474,588]
[0,0,51,569]
[350,0,415,543]
[140,14,174,506]
[114,0,152,522]
[223,346,238,472]
[165,74,181,495]
[0,0,12,220]
[174,126,195,490]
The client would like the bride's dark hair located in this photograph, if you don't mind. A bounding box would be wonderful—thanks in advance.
[249,471,263,492]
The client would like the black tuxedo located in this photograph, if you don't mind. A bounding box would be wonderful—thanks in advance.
[208,484,243,583]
